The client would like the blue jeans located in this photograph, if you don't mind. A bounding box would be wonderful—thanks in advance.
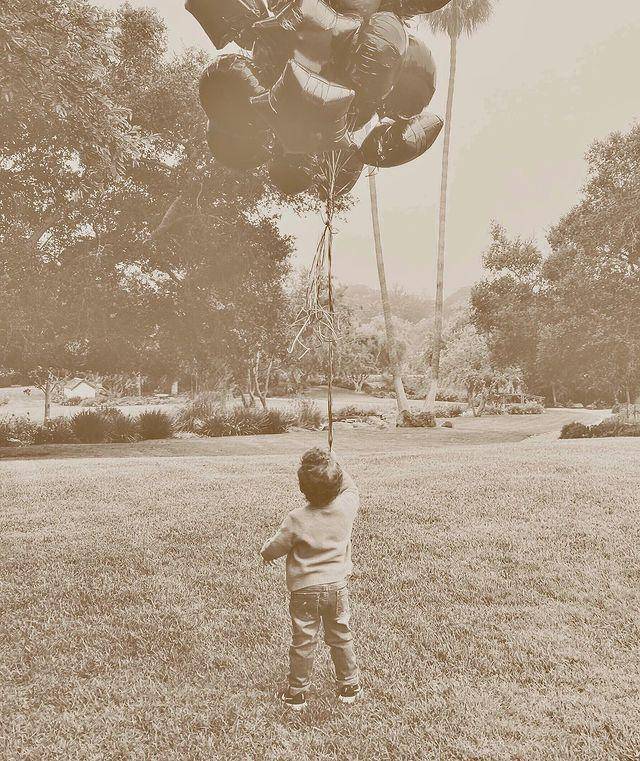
[288,580,359,695]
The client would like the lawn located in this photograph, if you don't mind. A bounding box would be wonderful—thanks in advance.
[1,438,639,759]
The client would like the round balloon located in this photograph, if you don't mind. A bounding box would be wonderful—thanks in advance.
[378,0,450,16]
[328,0,381,17]
[252,0,361,75]
[185,0,267,49]
[199,54,267,136]
[269,153,316,195]
[341,12,408,108]
[360,110,443,167]
[206,122,272,169]
[381,35,436,120]
[251,59,355,154]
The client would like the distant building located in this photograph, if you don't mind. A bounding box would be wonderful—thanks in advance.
[63,378,101,400]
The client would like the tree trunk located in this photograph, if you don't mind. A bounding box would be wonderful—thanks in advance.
[136,372,142,398]
[551,382,558,407]
[426,34,458,411]
[368,172,410,415]
[44,372,52,422]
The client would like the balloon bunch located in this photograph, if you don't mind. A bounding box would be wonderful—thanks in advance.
[188,0,448,194]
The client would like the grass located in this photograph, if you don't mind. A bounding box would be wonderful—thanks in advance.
[1,437,639,759]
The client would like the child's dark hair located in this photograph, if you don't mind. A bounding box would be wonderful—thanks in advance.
[297,447,343,507]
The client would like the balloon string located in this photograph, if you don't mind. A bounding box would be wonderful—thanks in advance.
[326,152,336,452]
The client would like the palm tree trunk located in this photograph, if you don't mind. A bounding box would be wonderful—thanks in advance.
[368,171,410,414]
[426,34,458,411]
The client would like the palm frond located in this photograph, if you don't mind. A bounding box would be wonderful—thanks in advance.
[425,0,495,38]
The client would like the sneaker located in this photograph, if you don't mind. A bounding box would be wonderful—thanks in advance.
[338,684,363,704]
[279,689,307,711]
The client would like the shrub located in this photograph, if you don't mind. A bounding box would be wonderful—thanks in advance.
[333,405,384,422]
[398,410,436,428]
[508,402,545,415]
[138,410,174,440]
[60,396,84,406]
[560,422,591,439]
[292,399,324,430]
[435,404,465,418]
[264,409,294,434]
[32,417,76,445]
[71,410,110,443]
[0,396,8,407]
[175,392,225,433]
[198,406,293,437]
[101,408,140,443]
[0,415,39,446]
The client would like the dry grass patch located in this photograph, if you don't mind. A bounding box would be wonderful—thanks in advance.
[1,440,639,759]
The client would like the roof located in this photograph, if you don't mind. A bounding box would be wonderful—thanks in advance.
[64,378,100,391]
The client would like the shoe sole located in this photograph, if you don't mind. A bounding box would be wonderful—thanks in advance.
[282,701,306,711]
[338,689,363,704]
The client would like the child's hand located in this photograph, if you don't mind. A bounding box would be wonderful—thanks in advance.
[262,557,277,568]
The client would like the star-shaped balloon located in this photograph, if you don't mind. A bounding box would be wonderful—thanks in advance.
[252,0,360,74]
[251,59,355,154]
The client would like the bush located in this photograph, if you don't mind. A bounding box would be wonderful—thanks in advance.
[508,402,545,415]
[32,417,76,445]
[0,415,39,446]
[435,404,465,418]
[101,408,140,443]
[333,405,384,422]
[0,396,8,407]
[175,392,225,433]
[198,406,294,437]
[60,396,84,406]
[398,410,436,428]
[71,410,110,443]
[292,399,324,430]
[560,418,640,439]
[138,410,174,440]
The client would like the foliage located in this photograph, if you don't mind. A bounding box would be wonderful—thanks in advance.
[137,411,174,441]
[333,406,384,421]
[292,400,324,430]
[70,410,110,444]
[1,4,295,416]
[472,125,640,405]
[561,418,640,439]
[0,415,40,446]
[174,392,227,433]
[31,417,77,445]
[198,407,293,437]
[507,402,544,416]
[101,409,140,443]
[60,396,84,407]
[398,410,436,428]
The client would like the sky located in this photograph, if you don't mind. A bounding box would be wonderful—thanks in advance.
[101,0,640,296]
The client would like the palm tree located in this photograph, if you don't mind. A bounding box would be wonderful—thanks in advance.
[424,0,494,410]
[368,171,410,415]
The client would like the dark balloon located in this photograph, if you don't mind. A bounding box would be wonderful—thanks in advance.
[349,98,377,130]
[381,35,436,120]
[360,111,443,167]
[316,142,365,198]
[269,153,316,195]
[378,0,450,16]
[199,54,267,136]
[185,0,267,49]
[252,36,289,88]
[206,122,272,169]
[251,60,355,154]
[342,12,408,106]
[253,0,360,74]
[328,0,381,17]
